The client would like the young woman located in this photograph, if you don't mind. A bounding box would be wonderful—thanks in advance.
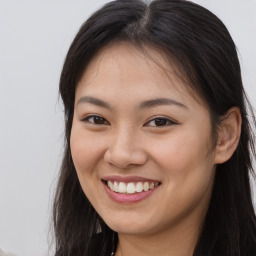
[53,0,256,255]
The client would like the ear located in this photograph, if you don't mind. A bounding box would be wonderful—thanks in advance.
[214,107,242,164]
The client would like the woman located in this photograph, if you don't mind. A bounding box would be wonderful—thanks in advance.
[53,0,256,255]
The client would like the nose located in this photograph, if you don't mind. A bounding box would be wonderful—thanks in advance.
[104,127,148,169]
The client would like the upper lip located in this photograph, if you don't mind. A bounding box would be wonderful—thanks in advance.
[101,175,161,183]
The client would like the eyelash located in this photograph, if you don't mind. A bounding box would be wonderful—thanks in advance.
[144,117,177,127]
[81,115,177,127]
[81,115,109,125]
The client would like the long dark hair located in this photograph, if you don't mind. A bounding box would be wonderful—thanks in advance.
[53,0,256,255]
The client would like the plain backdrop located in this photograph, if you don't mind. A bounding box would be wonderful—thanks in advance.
[0,1,255,255]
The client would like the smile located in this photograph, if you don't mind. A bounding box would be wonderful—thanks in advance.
[101,176,161,203]
[104,180,160,194]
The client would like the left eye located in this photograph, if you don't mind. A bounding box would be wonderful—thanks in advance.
[145,117,176,127]
[82,115,109,125]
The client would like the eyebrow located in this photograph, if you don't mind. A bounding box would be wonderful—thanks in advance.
[139,98,188,110]
[77,96,188,110]
[77,96,112,109]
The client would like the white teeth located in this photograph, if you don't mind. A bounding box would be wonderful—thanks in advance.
[144,182,149,191]
[108,180,114,191]
[106,180,160,194]
[127,183,136,194]
[118,182,126,193]
[135,182,143,192]
[113,181,119,192]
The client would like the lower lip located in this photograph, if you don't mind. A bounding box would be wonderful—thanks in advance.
[103,182,160,204]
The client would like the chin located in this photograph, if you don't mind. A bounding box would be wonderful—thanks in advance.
[102,214,158,235]
[109,222,151,235]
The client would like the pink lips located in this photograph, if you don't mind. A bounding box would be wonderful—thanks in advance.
[102,175,161,204]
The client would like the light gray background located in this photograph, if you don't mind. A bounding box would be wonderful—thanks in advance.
[0,1,255,256]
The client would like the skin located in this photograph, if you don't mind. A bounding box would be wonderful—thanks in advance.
[70,41,241,256]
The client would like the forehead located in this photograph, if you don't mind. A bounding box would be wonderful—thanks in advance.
[76,41,203,108]
[80,42,171,84]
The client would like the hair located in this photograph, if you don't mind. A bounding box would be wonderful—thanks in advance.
[53,0,256,255]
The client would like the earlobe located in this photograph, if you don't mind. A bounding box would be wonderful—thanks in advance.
[214,107,242,164]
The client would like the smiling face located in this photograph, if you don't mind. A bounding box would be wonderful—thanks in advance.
[70,41,217,237]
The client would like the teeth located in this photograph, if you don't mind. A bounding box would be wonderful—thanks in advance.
[144,182,149,191]
[106,180,160,194]
[108,180,114,191]
[135,182,143,192]
[127,183,136,194]
[119,182,126,193]
[113,181,119,192]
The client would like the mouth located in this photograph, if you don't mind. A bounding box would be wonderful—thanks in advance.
[101,176,161,204]
[102,179,161,194]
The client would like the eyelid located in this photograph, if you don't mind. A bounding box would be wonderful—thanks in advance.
[144,116,178,127]
[80,114,177,127]
[81,114,110,125]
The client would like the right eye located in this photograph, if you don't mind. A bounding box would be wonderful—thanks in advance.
[81,115,109,125]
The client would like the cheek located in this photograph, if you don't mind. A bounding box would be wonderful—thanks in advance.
[70,127,105,179]
[147,130,215,188]
[144,133,215,227]
[70,132,89,173]
[70,126,107,206]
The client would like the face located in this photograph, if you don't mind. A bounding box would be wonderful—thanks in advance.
[70,42,217,237]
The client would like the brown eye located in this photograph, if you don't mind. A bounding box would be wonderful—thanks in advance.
[154,118,168,126]
[146,117,177,127]
[82,115,109,125]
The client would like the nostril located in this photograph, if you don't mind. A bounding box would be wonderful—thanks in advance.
[104,150,132,168]
[104,147,148,168]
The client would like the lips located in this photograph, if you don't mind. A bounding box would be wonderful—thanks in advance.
[104,180,160,193]
[101,175,161,203]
